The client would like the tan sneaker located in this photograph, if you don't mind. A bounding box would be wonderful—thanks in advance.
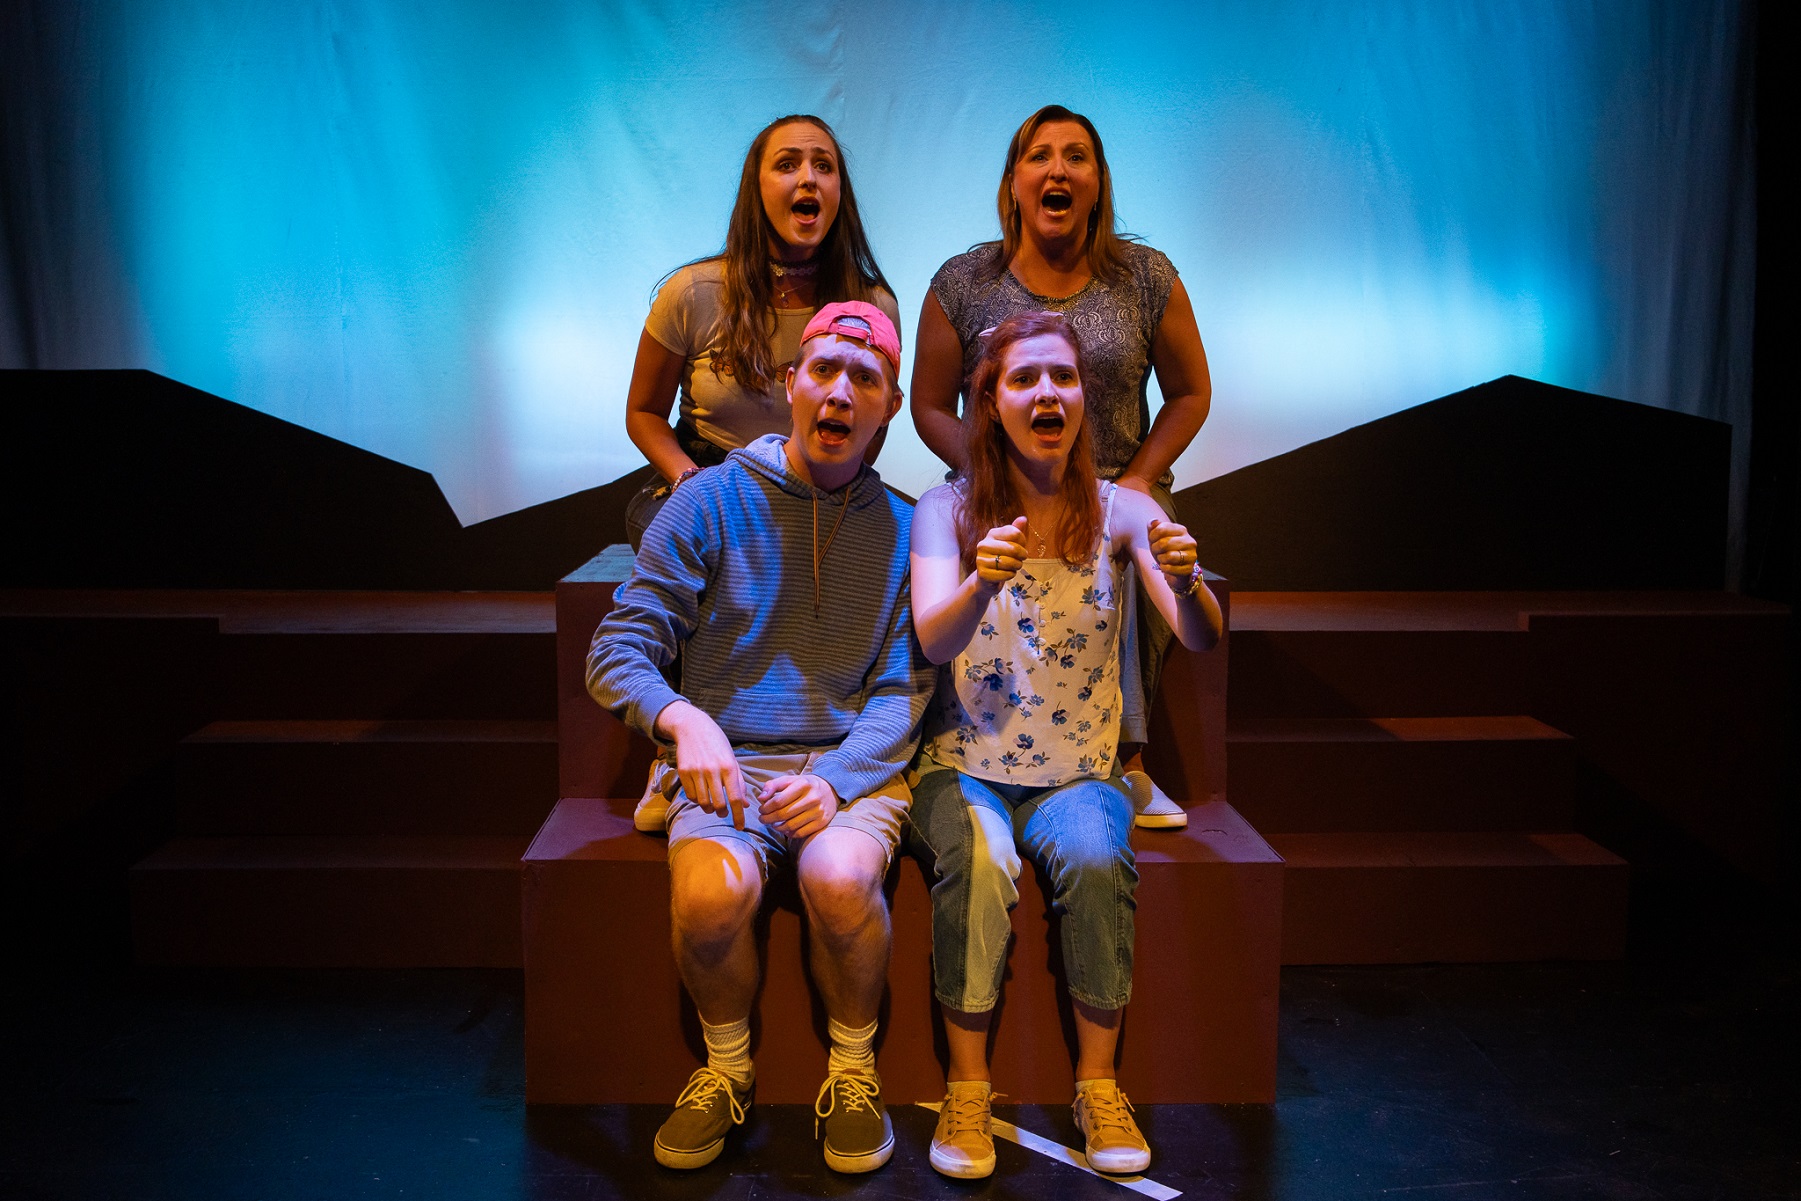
[1123,769,1187,829]
[634,759,678,834]
[929,1080,996,1179]
[813,1068,894,1173]
[653,1066,752,1169]
[1073,1079,1151,1174]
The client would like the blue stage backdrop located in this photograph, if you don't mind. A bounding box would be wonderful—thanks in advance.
[0,2,1754,564]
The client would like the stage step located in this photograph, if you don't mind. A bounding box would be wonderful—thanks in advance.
[1228,627,1531,718]
[1226,715,1575,832]
[1225,590,1784,721]
[130,835,527,967]
[217,629,555,720]
[1269,831,1628,964]
[524,799,1283,1104]
[0,588,559,720]
[173,719,558,835]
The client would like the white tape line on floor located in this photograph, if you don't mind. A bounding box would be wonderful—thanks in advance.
[917,1102,1182,1200]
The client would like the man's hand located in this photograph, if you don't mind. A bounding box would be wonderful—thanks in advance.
[654,700,748,830]
[757,773,841,841]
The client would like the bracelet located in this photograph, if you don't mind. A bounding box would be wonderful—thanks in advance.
[671,466,703,490]
[1171,561,1204,597]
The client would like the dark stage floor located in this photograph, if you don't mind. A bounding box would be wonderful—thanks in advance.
[2,880,1796,1201]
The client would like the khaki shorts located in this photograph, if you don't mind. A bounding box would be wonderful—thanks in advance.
[663,748,911,878]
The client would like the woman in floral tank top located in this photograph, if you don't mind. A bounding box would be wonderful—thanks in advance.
[905,313,1223,1181]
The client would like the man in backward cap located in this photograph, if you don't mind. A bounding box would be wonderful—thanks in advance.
[587,301,932,1174]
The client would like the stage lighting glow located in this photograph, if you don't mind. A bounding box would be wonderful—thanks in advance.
[37,0,1747,525]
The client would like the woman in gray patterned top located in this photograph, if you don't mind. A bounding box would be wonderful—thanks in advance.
[911,104,1214,828]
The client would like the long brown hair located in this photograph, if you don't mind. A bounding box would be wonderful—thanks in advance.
[708,114,892,393]
[956,312,1105,572]
[989,104,1134,287]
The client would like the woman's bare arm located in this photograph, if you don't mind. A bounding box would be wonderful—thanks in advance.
[1113,486,1222,651]
[623,329,696,483]
[1118,278,1211,494]
[910,487,1028,664]
[910,293,970,473]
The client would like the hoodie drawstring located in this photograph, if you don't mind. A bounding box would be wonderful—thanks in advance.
[812,489,851,618]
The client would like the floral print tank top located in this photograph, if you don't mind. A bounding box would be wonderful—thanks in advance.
[924,483,1123,787]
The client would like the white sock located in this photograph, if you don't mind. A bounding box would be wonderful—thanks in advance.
[1075,1077,1113,1094]
[826,1017,878,1076]
[701,1017,753,1085]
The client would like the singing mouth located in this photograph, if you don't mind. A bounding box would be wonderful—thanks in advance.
[1041,189,1072,214]
[793,198,821,219]
[1030,412,1065,435]
[817,417,852,444]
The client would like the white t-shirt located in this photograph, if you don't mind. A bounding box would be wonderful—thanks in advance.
[644,259,902,452]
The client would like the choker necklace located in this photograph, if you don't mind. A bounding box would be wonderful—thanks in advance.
[768,258,819,278]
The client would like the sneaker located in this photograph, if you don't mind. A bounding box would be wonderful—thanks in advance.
[634,760,678,834]
[652,1066,753,1169]
[813,1069,894,1173]
[929,1080,996,1179]
[1073,1079,1151,1174]
[1123,769,1187,829]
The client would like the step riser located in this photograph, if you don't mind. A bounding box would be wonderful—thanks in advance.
[1229,630,1530,717]
[174,742,558,835]
[1228,739,1576,832]
[525,800,1283,1104]
[1278,861,1629,964]
[131,860,525,967]
[219,633,554,719]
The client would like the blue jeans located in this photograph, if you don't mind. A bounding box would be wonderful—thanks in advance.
[905,761,1138,1013]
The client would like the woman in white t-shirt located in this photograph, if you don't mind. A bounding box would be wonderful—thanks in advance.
[623,113,902,547]
[906,311,1222,1181]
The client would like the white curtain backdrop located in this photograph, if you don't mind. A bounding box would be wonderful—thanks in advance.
[1,0,1755,564]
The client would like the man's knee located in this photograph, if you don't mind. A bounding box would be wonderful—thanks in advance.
[670,839,763,945]
[797,836,887,939]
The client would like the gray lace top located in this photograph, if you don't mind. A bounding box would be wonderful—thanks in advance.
[930,241,1178,481]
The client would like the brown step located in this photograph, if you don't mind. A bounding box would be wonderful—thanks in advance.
[1225,590,1785,720]
[218,630,555,720]
[523,799,1283,1104]
[173,719,558,836]
[130,835,527,966]
[1269,831,1627,964]
[0,589,558,720]
[1228,627,1532,718]
[555,549,657,802]
[1227,716,1575,832]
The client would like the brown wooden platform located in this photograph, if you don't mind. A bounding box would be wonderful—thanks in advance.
[15,589,566,967]
[7,577,1779,973]
[131,834,528,967]
[522,799,1283,1104]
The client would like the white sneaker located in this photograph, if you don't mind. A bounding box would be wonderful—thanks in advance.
[634,760,678,834]
[1122,770,1186,829]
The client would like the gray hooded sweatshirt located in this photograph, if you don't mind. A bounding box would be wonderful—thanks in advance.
[586,434,932,804]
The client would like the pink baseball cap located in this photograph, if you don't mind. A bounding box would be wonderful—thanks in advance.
[800,301,902,378]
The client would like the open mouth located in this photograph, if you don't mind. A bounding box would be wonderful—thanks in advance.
[1041,189,1072,214]
[817,417,852,445]
[1030,412,1065,437]
[792,198,821,220]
